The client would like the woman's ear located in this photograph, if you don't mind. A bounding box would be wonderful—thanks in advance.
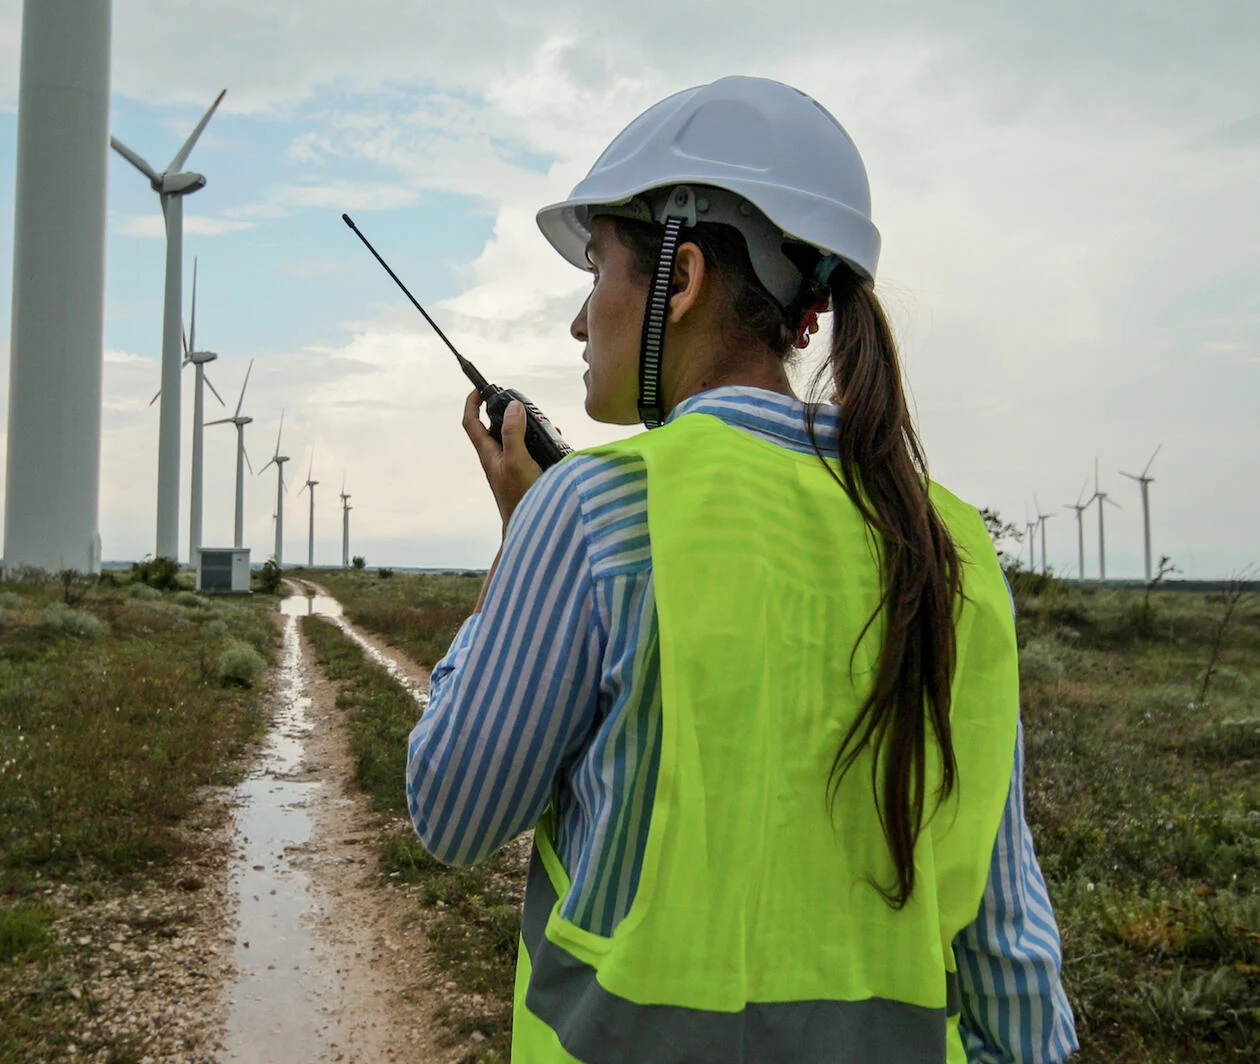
[668,241,707,323]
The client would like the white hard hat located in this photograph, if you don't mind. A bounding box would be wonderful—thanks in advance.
[537,75,881,293]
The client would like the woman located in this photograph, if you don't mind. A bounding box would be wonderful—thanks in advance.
[407,76,1076,1064]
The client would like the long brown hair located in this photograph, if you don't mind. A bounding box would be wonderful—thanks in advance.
[612,217,961,909]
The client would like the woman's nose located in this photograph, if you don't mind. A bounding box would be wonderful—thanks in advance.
[571,295,590,342]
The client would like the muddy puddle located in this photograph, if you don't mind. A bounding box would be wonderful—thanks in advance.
[220,588,429,1062]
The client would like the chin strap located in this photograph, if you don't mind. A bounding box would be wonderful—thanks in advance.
[638,187,697,429]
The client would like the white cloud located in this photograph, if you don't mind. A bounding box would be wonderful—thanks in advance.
[115,214,255,238]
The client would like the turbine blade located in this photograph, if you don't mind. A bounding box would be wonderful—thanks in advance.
[204,373,225,406]
[274,409,285,455]
[233,358,254,418]
[205,416,234,426]
[243,443,254,475]
[182,324,189,359]
[1076,479,1089,507]
[1143,443,1163,477]
[149,388,161,407]
[110,137,160,183]
[167,89,227,173]
[259,456,276,475]
[1119,471,1141,481]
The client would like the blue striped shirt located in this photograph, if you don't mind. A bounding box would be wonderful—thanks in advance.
[407,386,1078,1062]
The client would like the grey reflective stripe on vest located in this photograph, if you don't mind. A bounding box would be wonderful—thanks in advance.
[521,850,958,1064]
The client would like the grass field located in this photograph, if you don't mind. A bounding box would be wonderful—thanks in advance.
[296,567,482,668]
[323,568,1259,1063]
[0,572,281,1062]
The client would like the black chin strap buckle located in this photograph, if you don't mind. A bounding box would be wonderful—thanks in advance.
[638,187,696,429]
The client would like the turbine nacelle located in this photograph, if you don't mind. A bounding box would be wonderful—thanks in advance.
[160,171,207,196]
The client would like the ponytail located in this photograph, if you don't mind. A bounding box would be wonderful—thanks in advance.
[810,267,962,910]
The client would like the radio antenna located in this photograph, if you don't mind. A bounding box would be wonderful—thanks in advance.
[341,213,490,394]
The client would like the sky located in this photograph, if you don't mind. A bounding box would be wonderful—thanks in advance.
[0,1,1256,576]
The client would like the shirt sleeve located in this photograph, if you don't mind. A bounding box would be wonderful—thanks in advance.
[954,719,1079,1062]
[406,459,603,866]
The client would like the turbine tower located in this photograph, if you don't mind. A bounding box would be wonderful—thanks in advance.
[4,0,111,575]
[259,412,290,567]
[1089,458,1122,581]
[1024,513,1037,572]
[299,453,319,567]
[1064,481,1090,580]
[1034,496,1055,577]
[1120,445,1162,582]
[181,260,225,563]
[207,360,254,548]
[340,477,352,568]
[111,89,226,561]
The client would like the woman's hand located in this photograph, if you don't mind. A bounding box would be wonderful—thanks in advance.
[462,389,543,533]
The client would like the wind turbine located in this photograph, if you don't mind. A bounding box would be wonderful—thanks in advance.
[1024,512,1038,572]
[299,452,319,567]
[259,411,290,566]
[207,360,254,548]
[1120,445,1162,582]
[180,260,225,563]
[1064,481,1090,580]
[111,89,227,561]
[1034,496,1055,576]
[340,476,352,568]
[1089,457,1122,581]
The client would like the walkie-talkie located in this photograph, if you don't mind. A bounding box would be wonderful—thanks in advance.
[342,213,572,471]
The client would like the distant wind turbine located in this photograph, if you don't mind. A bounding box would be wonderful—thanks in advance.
[111,89,227,561]
[299,451,319,567]
[1120,445,1162,582]
[182,261,225,562]
[207,359,254,548]
[1089,457,1122,580]
[259,411,290,566]
[1024,512,1038,572]
[1064,481,1090,580]
[1034,495,1055,576]
[340,476,352,568]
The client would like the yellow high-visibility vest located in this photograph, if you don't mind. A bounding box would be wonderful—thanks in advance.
[512,413,1018,1063]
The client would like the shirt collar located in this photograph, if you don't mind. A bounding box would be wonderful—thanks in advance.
[664,385,840,452]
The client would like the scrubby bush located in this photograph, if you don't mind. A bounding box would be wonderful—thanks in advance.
[255,558,283,595]
[128,583,163,601]
[0,591,24,610]
[217,641,267,687]
[378,567,394,579]
[172,591,207,609]
[352,555,366,570]
[130,556,181,591]
[42,605,109,640]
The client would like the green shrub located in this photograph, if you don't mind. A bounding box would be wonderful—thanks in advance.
[1019,639,1064,683]
[171,591,207,609]
[255,558,283,595]
[0,592,25,610]
[217,642,267,687]
[128,583,162,601]
[41,606,108,640]
[129,556,181,591]
[0,905,53,964]
[352,555,366,570]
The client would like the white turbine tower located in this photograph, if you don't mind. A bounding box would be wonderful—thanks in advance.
[4,0,111,576]
[1088,458,1122,581]
[259,412,290,566]
[1034,496,1055,576]
[1064,481,1090,580]
[111,89,226,561]
[1024,513,1038,572]
[340,477,353,568]
[176,260,226,563]
[1120,445,1162,582]
[299,453,319,568]
[207,360,254,549]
